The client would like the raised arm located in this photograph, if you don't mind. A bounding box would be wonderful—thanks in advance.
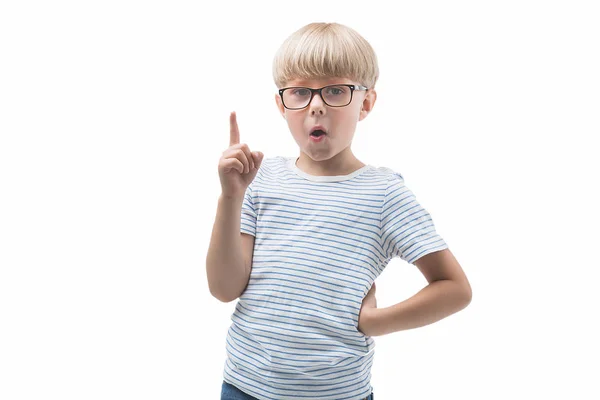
[206,112,263,302]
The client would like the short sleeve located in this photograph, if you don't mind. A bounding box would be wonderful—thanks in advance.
[240,182,257,237]
[380,173,448,264]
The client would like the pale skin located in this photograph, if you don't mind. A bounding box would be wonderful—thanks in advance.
[275,77,376,177]
[219,111,263,198]
[205,112,264,304]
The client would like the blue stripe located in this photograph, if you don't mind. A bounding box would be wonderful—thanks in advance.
[255,236,383,270]
[255,228,386,261]
[251,254,375,284]
[229,322,365,354]
[231,310,364,345]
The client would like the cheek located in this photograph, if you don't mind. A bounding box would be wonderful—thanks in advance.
[286,116,303,130]
[286,122,303,138]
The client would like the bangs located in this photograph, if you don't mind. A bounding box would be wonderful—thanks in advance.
[273,23,379,89]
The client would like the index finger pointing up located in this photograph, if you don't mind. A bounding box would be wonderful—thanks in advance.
[230,111,240,146]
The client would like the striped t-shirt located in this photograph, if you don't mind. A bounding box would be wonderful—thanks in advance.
[223,155,448,400]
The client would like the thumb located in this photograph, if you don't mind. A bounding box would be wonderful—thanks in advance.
[252,151,264,169]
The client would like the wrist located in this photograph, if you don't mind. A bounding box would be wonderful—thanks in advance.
[219,193,244,204]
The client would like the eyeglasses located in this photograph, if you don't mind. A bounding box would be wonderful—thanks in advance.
[278,84,368,110]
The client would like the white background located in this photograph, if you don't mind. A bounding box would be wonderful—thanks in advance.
[1,0,599,399]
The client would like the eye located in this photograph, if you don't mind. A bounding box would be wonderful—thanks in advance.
[291,88,310,97]
[325,86,346,96]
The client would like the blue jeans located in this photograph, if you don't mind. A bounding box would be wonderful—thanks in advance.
[221,381,374,400]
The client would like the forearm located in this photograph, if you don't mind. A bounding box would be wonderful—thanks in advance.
[367,279,471,336]
[206,194,248,302]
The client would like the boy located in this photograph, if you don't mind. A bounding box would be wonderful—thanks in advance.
[207,22,472,400]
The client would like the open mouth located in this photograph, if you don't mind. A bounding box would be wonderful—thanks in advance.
[310,129,326,137]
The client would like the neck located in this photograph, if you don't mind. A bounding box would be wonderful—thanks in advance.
[295,148,365,176]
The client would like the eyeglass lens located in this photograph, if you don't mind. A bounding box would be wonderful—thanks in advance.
[283,85,352,109]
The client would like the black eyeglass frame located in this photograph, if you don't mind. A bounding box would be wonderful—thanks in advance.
[278,84,369,110]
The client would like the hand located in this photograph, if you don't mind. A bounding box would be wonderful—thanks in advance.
[357,282,378,336]
[218,111,264,199]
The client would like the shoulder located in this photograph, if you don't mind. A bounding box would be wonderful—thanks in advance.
[368,165,404,188]
[252,155,292,184]
[253,155,283,178]
[259,155,289,171]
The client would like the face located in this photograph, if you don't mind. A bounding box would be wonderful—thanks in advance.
[275,77,377,171]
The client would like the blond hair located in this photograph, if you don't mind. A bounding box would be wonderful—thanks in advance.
[272,22,379,89]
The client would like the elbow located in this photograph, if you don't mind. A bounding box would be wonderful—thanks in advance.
[460,283,473,307]
[462,293,472,309]
[209,287,230,303]
[447,279,472,309]
[208,286,239,303]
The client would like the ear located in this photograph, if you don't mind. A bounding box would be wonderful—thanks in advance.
[358,88,377,121]
[275,93,286,119]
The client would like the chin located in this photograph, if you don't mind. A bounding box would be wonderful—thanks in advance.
[304,151,338,161]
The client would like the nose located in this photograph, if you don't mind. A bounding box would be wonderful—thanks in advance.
[308,91,326,115]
